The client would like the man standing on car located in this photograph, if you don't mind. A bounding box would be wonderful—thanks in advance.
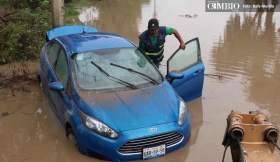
[138,18,186,68]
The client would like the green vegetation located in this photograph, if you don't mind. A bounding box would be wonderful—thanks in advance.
[65,0,91,17]
[66,0,89,8]
[0,0,92,64]
[64,0,91,25]
[65,7,80,17]
[0,0,52,64]
[0,0,5,6]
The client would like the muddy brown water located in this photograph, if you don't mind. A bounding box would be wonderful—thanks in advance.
[1,0,280,161]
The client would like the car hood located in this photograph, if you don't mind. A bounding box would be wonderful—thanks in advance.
[74,81,180,132]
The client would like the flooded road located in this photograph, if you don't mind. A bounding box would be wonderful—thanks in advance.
[1,0,280,161]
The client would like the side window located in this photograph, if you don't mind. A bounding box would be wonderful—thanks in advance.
[168,40,199,72]
[55,50,70,92]
[48,42,60,66]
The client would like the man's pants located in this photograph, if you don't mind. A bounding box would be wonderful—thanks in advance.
[151,57,163,69]
[153,61,160,69]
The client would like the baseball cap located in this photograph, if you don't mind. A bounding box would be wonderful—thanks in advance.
[148,18,159,30]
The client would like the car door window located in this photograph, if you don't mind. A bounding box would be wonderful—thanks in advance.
[48,42,60,66]
[55,50,70,91]
[168,39,200,73]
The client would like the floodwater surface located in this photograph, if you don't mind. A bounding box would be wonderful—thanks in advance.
[1,0,280,162]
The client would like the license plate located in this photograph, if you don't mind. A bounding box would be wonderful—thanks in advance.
[142,144,166,160]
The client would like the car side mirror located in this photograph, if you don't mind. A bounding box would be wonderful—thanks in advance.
[49,82,64,91]
[168,70,184,79]
[166,70,184,84]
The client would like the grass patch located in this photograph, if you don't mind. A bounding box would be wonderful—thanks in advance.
[64,0,92,24]
[69,0,89,7]
[66,19,75,25]
[0,0,6,7]
[65,7,79,16]
[0,3,51,64]
[65,0,90,17]
[0,0,94,64]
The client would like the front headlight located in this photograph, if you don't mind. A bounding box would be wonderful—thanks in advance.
[80,111,119,139]
[178,98,188,126]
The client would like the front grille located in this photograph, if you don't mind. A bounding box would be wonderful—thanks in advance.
[118,132,184,154]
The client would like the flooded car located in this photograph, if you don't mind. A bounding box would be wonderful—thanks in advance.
[38,25,204,162]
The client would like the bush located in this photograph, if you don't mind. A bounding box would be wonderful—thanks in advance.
[0,0,52,64]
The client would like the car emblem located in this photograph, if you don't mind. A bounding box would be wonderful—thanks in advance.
[148,128,157,132]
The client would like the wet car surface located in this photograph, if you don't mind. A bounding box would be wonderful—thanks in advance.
[1,0,280,161]
[38,25,204,161]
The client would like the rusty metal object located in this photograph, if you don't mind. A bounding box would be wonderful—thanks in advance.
[222,110,279,162]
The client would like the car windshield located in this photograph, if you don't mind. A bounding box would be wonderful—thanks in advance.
[72,47,163,91]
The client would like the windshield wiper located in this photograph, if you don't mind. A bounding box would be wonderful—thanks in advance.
[110,63,159,84]
[91,61,138,89]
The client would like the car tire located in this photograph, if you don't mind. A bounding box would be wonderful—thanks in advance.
[38,75,43,90]
[39,80,45,95]
[66,128,79,150]
[39,81,43,90]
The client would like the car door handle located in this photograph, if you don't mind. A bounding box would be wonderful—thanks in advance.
[193,70,201,76]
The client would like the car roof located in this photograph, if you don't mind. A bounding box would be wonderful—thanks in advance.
[57,32,136,54]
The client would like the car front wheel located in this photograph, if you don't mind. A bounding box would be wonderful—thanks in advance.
[39,81,43,90]
[66,128,79,150]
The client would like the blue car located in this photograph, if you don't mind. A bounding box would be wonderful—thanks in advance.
[38,25,204,162]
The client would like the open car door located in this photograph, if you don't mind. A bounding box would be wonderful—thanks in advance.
[166,37,204,103]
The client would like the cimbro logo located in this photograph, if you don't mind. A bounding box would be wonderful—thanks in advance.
[207,3,240,10]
